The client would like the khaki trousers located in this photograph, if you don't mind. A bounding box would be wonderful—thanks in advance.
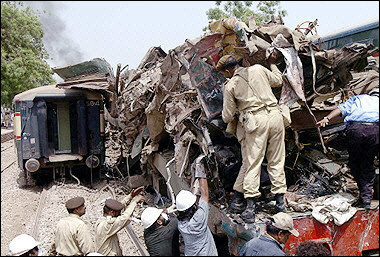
[233,109,287,198]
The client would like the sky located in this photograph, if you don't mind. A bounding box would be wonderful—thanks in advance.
[25,1,379,77]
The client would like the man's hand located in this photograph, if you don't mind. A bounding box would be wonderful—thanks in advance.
[316,117,329,127]
[194,165,207,178]
[132,194,145,203]
[267,48,280,65]
[131,186,144,197]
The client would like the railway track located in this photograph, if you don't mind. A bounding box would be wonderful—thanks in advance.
[1,160,16,173]
[1,129,148,256]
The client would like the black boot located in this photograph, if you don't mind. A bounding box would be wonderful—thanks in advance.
[241,198,256,223]
[230,191,246,214]
[275,194,286,212]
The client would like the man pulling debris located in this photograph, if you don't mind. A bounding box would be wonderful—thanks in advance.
[95,186,144,256]
[54,196,95,256]
[216,51,288,223]
[317,88,379,209]
[175,158,218,256]
[141,206,180,256]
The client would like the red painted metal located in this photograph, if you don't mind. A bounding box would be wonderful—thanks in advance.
[283,209,379,256]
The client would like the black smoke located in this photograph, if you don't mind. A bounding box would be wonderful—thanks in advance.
[24,1,85,68]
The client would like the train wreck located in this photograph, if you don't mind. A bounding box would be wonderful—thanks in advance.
[52,17,379,255]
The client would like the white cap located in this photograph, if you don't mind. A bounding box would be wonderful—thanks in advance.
[272,212,299,237]
[8,234,39,256]
[141,207,163,229]
[175,190,197,211]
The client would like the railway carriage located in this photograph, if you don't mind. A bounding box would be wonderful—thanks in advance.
[12,84,105,183]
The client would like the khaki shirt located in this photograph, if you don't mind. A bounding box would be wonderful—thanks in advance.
[95,194,137,256]
[55,213,95,256]
[222,64,283,124]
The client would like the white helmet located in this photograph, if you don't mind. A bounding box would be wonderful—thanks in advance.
[8,234,39,256]
[141,207,163,229]
[175,190,197,211]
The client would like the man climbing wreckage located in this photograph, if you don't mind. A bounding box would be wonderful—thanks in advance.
[216,51,288,223]
[53,16,379,256]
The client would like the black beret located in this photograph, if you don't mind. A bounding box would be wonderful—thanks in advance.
[105,199,124,211]
[66,197,85,209]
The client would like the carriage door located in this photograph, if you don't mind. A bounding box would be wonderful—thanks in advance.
[56,102,71,153]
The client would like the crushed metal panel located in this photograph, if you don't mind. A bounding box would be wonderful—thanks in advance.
[53,58,114,81]
[151,152,190,195]
[302,148,344,177]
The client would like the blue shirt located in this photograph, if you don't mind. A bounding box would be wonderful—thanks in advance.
[240,235,285,256]
[338,94,379,125]
[178,199,218,256]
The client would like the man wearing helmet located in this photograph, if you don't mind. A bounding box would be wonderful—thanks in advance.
[95,186,144,256]
[8,234,40,256]
[175,155,218,256]
[317,87,379,210]
[140,206,180,256]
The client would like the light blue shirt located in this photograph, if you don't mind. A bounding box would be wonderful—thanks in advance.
[178,199,218,256]
[338,94,379,125]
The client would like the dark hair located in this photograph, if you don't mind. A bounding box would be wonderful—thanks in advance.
[221,57,238,71]
[295,241,331,256]
[67,208,75,214]
[266,218,290,235]
[103,205,111,214]
[20,246,38,256]
[266,222,283,235]
[177,204,198,221]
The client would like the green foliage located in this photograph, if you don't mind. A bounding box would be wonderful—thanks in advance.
[204,1,287,32]
[1,1,55,107]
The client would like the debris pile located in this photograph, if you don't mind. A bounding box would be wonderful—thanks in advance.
[56,16,379,227]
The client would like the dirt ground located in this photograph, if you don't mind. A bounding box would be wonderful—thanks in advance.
[1,138,147,256]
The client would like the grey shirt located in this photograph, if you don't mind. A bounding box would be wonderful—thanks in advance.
[240,235,285,256]
[178,199,218,256]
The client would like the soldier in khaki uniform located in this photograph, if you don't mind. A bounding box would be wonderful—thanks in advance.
[216,52,287,223]
[55,196,95,256]
[95,186,144,256]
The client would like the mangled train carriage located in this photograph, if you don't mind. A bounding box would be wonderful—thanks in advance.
[50,17,379,255]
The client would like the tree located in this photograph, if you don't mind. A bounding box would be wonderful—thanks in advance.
[204,1,287,31]
[1,1,55,107]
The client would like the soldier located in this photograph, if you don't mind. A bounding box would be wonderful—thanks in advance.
[216,52,287,223]
[95,186,144,256]
[55,196,95,256]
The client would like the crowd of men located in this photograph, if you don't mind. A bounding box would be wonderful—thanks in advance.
[6,45,378,256]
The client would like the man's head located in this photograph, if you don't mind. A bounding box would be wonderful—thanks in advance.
[66,197,86,216]
[8,234,40,256]
[103,199,124,217]
[141,207,170,229]
[267,212,299,244]
[175,190,198,221]
[216,55,239,78]
[369,87,379,97]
